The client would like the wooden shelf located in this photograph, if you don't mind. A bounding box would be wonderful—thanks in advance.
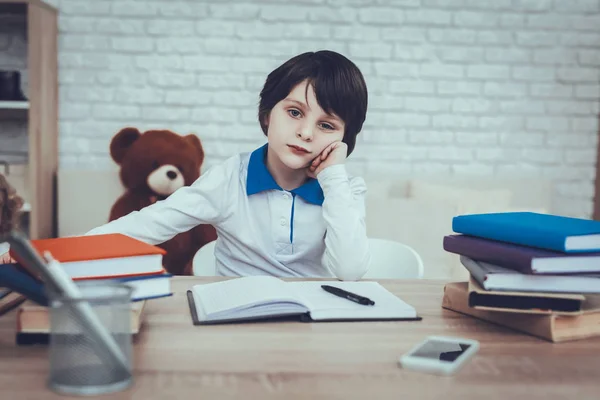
[0,101,29,118]
[0,0,58,239]
[0,101,29,109]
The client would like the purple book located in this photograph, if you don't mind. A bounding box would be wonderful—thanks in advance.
[443,234,600,274]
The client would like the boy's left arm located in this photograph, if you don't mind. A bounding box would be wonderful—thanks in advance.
[317,165,371,281]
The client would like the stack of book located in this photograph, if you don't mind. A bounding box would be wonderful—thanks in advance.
[441,211,600,343]
[0,288,27,316]
[5,233,173,345]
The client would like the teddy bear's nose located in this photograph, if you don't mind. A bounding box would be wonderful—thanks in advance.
[166,171,177,180]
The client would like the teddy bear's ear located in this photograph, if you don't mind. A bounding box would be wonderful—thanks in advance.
[110,127,141,164]
[184,134,204,161]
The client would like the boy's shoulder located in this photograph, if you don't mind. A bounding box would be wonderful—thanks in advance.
[341,166,368,195]
[348,174,367,195]
[200,150,253,183]
[205,151,244,172]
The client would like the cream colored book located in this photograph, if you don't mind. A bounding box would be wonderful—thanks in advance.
[16,300,146,334]
[187,276,420,324]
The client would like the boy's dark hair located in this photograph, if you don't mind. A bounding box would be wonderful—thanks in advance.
[258,50,368,156]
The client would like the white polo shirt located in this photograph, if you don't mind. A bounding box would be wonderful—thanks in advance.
[86,144,371,281]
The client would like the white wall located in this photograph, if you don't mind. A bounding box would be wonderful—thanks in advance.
[0,0,599,218]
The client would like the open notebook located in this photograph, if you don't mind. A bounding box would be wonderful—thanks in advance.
[186,276,421,324]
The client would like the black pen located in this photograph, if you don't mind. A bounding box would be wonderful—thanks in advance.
[321,285,375,306]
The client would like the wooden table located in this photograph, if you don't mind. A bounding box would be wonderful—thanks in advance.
[1,277,599,399]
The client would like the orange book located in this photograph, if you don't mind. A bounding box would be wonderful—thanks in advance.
[10,233,166,280]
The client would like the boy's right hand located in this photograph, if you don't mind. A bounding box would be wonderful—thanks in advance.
[0,252,15,264]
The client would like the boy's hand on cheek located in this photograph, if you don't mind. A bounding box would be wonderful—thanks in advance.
[308,141,347,179]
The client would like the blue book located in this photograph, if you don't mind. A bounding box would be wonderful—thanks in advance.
[107,273,173,302]
[452,212,600,253]
[0,263,48,306]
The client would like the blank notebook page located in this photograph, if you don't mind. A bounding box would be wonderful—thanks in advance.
[192,276,302,316]
[287,281,417,320]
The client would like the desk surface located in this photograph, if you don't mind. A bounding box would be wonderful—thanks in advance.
[1,277,599,400]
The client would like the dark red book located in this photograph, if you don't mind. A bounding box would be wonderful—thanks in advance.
[443,234,600,274]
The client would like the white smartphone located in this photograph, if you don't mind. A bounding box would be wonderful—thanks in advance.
[398,335,479,376]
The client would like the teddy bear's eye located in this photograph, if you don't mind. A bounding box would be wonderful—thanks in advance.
[151,161,159,170]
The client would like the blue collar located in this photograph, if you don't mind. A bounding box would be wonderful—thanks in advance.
[246,144,324,206]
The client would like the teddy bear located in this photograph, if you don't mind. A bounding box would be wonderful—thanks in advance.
[108,127,217,276]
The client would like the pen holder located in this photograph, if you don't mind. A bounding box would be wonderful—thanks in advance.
[47,281,134,396]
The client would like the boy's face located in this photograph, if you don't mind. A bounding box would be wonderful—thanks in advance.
[265,80,345,172]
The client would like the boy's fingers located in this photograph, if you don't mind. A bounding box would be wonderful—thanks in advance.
[312,141,340,167]
[325,142,340,157]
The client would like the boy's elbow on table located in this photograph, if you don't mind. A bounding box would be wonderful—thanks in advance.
[330,253,371,281]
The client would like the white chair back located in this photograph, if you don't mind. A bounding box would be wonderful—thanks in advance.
[192,240,217,276]
[362,238,424,279]
[191,238,424,279]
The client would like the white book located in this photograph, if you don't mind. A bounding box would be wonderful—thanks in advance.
[186,276,420,324]
[460,256,600,293]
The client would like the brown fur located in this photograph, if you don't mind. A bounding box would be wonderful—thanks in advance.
[109,127,217,275]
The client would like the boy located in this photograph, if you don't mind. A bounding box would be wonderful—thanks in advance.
[3,50,371,281]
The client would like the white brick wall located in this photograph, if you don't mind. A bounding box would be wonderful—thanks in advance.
[0,0,599,218]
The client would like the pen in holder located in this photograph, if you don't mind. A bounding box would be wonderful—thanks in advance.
[5,231,134,396]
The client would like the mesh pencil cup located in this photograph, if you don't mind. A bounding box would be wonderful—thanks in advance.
[47,281,134,396]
